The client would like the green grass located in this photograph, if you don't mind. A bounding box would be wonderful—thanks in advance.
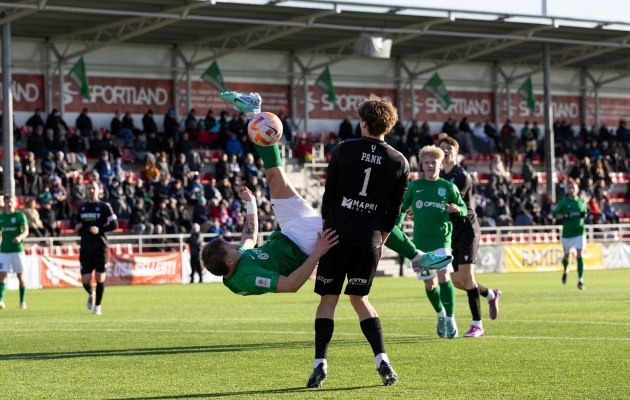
[1,270,630,399]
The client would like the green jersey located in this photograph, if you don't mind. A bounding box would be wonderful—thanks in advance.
[552,196,587,238]
[400,178,467,252]
[223,232,308,296]
[0,211,28,253]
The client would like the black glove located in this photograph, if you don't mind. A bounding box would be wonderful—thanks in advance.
[579,212,586,218]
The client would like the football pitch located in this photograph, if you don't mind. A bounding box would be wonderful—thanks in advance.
[1,270,629,399]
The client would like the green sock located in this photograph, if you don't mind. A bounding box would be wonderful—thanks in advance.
[384,225,417,259]
[425,287,443,313]
[562,258,569,273]
[254,143,282,170]
[439,280,456,317]
[19,287,26,303]
[577,257,584,279]
[0,282,5,302]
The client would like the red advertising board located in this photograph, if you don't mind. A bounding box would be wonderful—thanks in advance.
[295,85,397,120]
[39,253,182,288]
[405,89,494,123]
[498,93,582,125]
[0,74,46,111]
[586,97,630,127]
[179,81,290,116]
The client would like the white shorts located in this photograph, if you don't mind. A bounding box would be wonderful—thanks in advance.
[271,195,322,256]
[417,248,453,281]
[561,235,586,254]
[0,252,26,274]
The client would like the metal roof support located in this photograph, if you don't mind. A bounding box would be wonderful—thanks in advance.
[44,42,53,113]
[56,1,215,62]
[2,16,14,195]
[409,74,415,124]
[185,66,192,115]
[172,47,181,120]
[543,43,555,203]
[594,84,600,130]
[395,59,404,123]
[58,59,64,117]
[289,54,298,140]
[303,68,309,132]
[493,64,501,130]
[580,68,588,127]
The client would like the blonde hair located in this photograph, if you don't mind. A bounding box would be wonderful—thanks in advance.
[419,145,445,162]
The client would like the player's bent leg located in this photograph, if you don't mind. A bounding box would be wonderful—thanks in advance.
[81,273,94,310]
[384,226,452,271]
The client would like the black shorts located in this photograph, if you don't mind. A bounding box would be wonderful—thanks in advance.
[79,251,108,275]
[314,243,380,296]
[451,230,479,272]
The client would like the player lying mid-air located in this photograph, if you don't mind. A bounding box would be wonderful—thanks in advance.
[200,92,452,296]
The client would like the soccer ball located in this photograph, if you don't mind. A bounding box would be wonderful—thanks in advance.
[248,112,283,146]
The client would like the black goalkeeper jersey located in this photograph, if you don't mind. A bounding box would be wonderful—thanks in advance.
[321,136,409,246]
[77,201,118,253]
[441,164,480,235]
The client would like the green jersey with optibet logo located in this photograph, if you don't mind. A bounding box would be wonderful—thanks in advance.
[552,196,587,238]
[400,178,466,252]
[0,211,27,253]
[223,232,308,295]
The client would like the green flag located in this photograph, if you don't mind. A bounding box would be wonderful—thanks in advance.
[68,57,91,101]
[201,61,227,92]
[315,67,336,103]
[518,77,536,111]
[422,73,451,109]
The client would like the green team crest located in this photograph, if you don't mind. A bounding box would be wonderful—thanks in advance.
[438,188,446,196]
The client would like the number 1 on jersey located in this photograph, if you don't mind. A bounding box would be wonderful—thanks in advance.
[359,167,371,197]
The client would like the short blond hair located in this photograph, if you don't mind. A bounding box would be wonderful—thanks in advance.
[419,145,445,162]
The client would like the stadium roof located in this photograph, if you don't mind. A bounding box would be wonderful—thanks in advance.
[2,0,630,79]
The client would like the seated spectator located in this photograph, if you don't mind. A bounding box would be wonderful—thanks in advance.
[22,198,46,237]
[76,108,95,139]
[214,152,229,181]
[169,178,187,205]
[153,174,172,205]
[67,129,87,169]
[20,151,40,196]
[152,199,178,235]
[228,154,241,177]
[108,177,129,218]
[185,109,198,133]
[204,177,222,204]
[294,136,313,162]
[243,153,263,180]
[143,109,158,134]
[54,151,72,189]
[140,159,160,185]
[587,196,601,220]
[135,178,151,209]
[133,132,148,162]
[225,133,244,158]
[38,200,61,238]
[122,172,136,207]
[93,150,114,185]
[88,131,107,158]
[501,130,518,173]
[14,152,27,196]
[172,153,194,187]
[50,176,69,220]
[27,125,47,159]
[122,112,138,136]
[217,177,236,205]
[129,198,153,235]
[208,218,225,236]
[40,152,56,186]
[156,151,170,178]
[602,197,618,224]
[103,131,121,159]
[493,198,512,227]
[185,174,204,205]
[70,178,87,209]
[146,131,161,155]
[514,206,534,226]
[490,153,509,180]
[111,110,123,137]
[246,176,264,195]
[53,132,68,155]
[192,197,211,233]
[43,128,55,154]
[161,136,177,164]
[521,158,538,193]
[177,203,193,233]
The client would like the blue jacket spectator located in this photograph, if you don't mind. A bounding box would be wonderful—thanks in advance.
[225,133,244,158]
[93,151,114,184]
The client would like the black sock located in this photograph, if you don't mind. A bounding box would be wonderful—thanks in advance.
[467,288,482,321]
[360,317,385,357]
[314,318,334,360]
[478,284,489,298]
[83,283,92,294]
[95,283,105,306]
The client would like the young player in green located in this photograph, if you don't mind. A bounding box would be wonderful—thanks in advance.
[397,145,467,338]
[0,196,30,310]
[552,180,588,290]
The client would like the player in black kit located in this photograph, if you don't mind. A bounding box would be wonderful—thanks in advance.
[308,94,448,388]
[75,181,119,315]
[438,135,501,338]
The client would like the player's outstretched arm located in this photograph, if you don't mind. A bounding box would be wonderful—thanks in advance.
[238,187,258,250]
[276,229,338,293]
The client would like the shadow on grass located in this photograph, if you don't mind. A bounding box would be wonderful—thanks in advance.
[0,336,430,361]
[108,385,382,399]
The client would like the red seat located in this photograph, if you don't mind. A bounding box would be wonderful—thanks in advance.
[59,220,74,234]
[201,172,214,184]
[117,219,129,230]
[120,148,136,163]
[21,125,32,137]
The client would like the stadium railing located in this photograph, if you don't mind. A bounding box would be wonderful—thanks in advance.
[22,224,630,255]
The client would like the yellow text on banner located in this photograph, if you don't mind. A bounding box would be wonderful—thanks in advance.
[503,243,603,273]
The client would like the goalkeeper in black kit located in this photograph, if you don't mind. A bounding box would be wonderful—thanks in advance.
[75,181,119,315]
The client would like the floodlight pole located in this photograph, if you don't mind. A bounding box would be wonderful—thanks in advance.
[303,70,308,132]
[2,17,14,196]
[543,42,555,203]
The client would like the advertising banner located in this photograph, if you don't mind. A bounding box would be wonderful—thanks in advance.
[108,253,182,285]
[503,243,603,273]
[602,242,630,269]
[40,253,182,287]
[405,89,494,123]
[296,85,397,120]
[0,74,46,111]
[476,245,505,274]
[179,81,290,117]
